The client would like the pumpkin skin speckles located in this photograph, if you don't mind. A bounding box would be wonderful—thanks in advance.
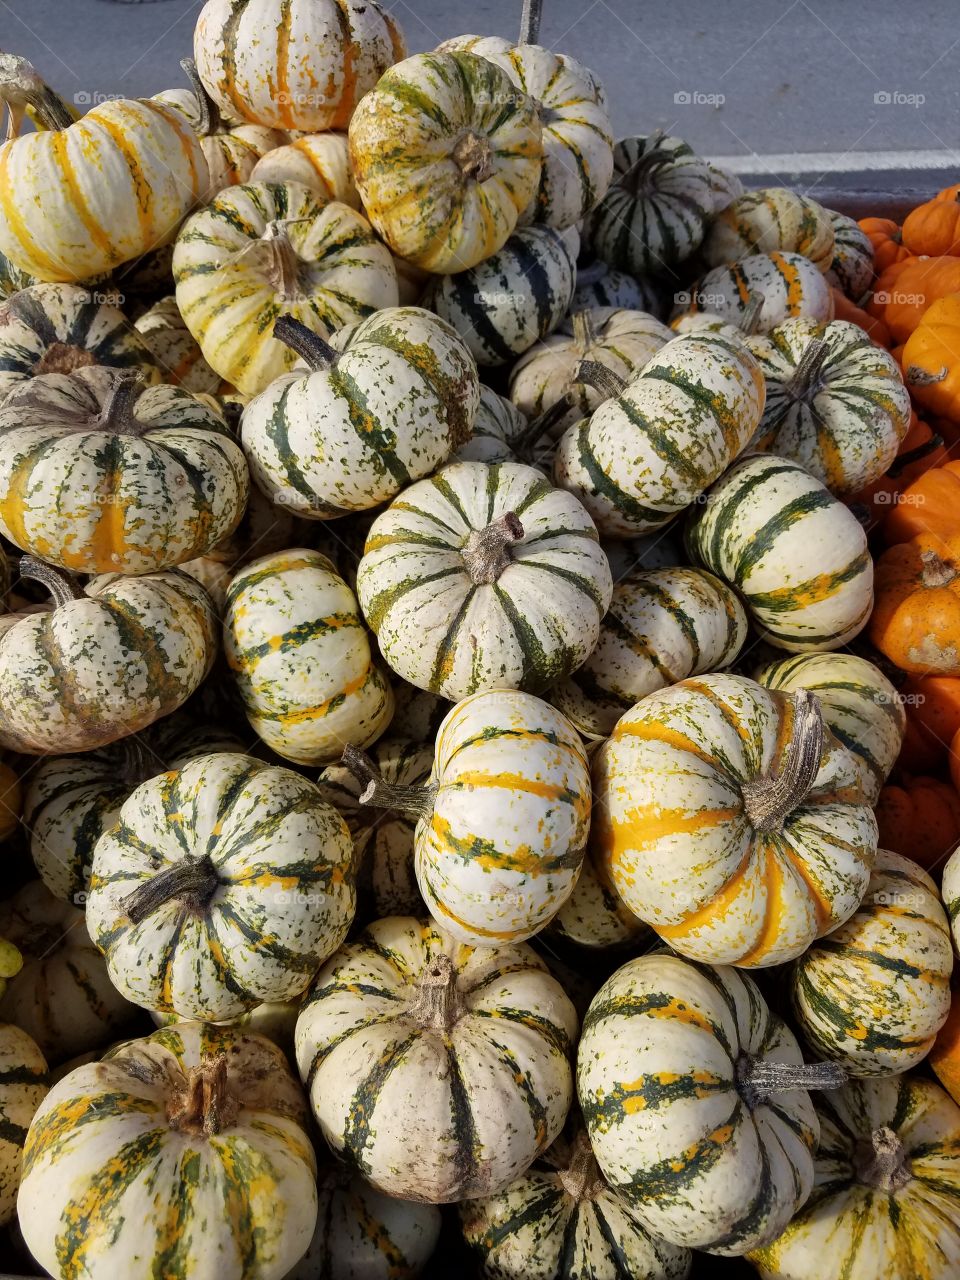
[676,252,834,335]
[703,187,836,274]
[0,1024,46,1227]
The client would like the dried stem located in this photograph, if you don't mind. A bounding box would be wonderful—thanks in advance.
[122,856,220,925]
[736,1054,847,1110]
[408,952,462,1030]
[0,52,74,135]
[519,0,543,44]
[179,57,220,137]
[905,364,948,387]
[575,359,627,400]
[853,1125,913,1192]
[571,311,599,355]
[461,512,524,584]
[260,221,301,298]
[558,1130,600,1201]
[99,371,146,435]
[784,339,830,402]
[18,557,84,607]
[341,744,437,820]
[166,1055,237,1136]
[741,690,824,832]
[451,130,495,183]
[920,549,959,588]
[272,315,338,370]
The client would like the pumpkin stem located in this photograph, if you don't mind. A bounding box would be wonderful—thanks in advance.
[18,556,84,607]
[451,129,495,184]
[735,1054,847,1110]
[462,512,525,584]
[167,1054,238,1136]
[260,221,301,299]
[0,52,74,134]
[575,359,627,400]
[920,548,960,588]
[99,371,146,436]
[571,310,599,355]
[905,364,949,387]
[119,736,155,788]
[179,57,220,137]
[888,433,943,477]
[854,1125,913,1192]
[511,395,570,460]
[409,952,463,1030]
[272,315,338,370]
[122,855,220,925]
[519,0,543,44]
[741,689,825,832]
[784,338,830,402]
[558,1130,600,1201]
[740,294,764,335]
[341,744,437,820]
[618,131,667,195]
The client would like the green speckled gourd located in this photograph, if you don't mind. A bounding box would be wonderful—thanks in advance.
[703,187,836,273]
[825,210,875,299]
[675,251,834,334]
[0,1024,46,1226]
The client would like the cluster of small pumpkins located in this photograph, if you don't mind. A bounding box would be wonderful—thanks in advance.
[0,1,958,1278]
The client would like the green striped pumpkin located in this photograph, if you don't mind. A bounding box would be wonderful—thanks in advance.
[428,225,577,367]
[704,163,743,214]
[0,283,160,402]
[460,1129,692,1280]
[452,386,526,465]
[133,295,220,393]
[0,881,136,1064]
[745,317,911,495]
[791,850,953,1077]
[749,1074,960,1280]
[703,188,836,273]
[225,548,393,766]
[685,454,874,650]
[0,564,217,755]
[572,261,663,315]
[152,1001,298,1055]
[940,847,960,955]
[553,329,765,537]
[578,952,824,1255]
[0,246,36,299]
[86,752,356,1021]
[549,840,651,954]
[754,652,905,805]
[356,460,612,701]
[676,252,834,334]
[551,566,748,738]
[249,133,360,207]
[0,1025,47,1226]
[825,210,875,299]
[240,307,479,518]
[295,916,578,1202]
[173,180,398,395]
[18,1020,318,1280]
[588,135,715,277]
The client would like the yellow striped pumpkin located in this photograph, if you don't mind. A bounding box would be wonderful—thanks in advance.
[676,252,834,335]
[703,187,836,273]
[86,752,356,1021]
[250,132,359,207]
[225,548,393,766]
[349,52,542,274]
[749,1075,960,1280]
[825,210,875,299]
[295,916,578,1202]
[19,1020,318,1280]
[152,1000,298,1055]
[133,296,220,393]
[0,1024,47,1227]
[593,672,879,967]
[173,180,398,395]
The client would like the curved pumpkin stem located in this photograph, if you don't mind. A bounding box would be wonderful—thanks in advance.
[122,855,220,925]
[409,952,463,1030]
[571,311,599,355]
[741,689,825,832]
[519,0,544,44]
[258,221,301,299]
[0,52,74,136]
[179,57,220,138]
[735,1054,847,1110]
[618,131,667,194]
[784,338,830,402]
[511,395,570,460]
[18,556,84,607]
[575,359,627,401]
[905,364,948,387]
[887,433,943,478]
[99,371,147,436]
[558,1130,600,1201]
[854,1125,912,1192]
[920,548,960,588]
[739,294,764,336]
[272,315,339,371]
[462,512,525,584]
[341,744,437,820]
[167,1054,237,1136]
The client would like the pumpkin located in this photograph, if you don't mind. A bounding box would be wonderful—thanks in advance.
[824,210,875,298]
[249,131,360,207]
[0,880,136,1062]
[944,845,960,948]
[749,1074,960,1280]
[754,652,904,806]
[225,548,393,766]
[87,752,355,1021]
[686,453,874,651]
[152,1000,299,1056]
[0,1024,46,1227]
[550,838,650,954]
[704,187,835,273]
[829,285,892,346]
[870,535,960,675]
[295,915,578,1202]
[240,309,479,518]
[578,951,838,1254]
[133,295,220,393]
[704,161,744,213]
[0,365,249,575]
[356,460,612,700]
[453,386,527,465]
[0,560,216,755]
[554,328,765,538]
[903,294,960,421]
[460,1128,692,1280]
[676,251,834,334]
[349,51,542,274]
[859,216,909,273]
[572,260,663,314]
[849,415,949,536]
[551,566,748,739]
[873,255,960,344]
[894,674,960,773]
[931,989,960,1103]
[876,775,960,872]
[883,459,960,547]
[745,317,910,495]
[427,224,577,367]
[19,1020,318,1280]
[0,66,207,282]
[173,180,398,396]
[587,134,715,278]
[902,184,960,256]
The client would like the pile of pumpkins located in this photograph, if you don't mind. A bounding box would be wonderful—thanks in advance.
[0,1,959,1278]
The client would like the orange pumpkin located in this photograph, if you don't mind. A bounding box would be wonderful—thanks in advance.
[859,216,910,273]
[903,185,960,257]
[930,987,960,1104]
[884,459,960,547]
[903,294,960,421]
[871,257,960,344]
[897,675,960,773]
[0,760,20,842]
[870,534,960,674]
[848,418,947,534]
[829,285,891,346]
[875,773,960,870]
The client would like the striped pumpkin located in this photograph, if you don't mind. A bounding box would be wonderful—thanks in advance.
[572,260,664,315]
[553,329,765,537]
[195,0,406,132]
[295,916,578,1202]
[287,1165,442,1280]
[133,295,221,393]
[0,1024,47,1227]
[578,952,825,1254]
[551,566,748,739]
[587,134,715,277]
[349,52,542,274]
[749,1075,960,1280]
[0,246,36,298]
[152,86,276,200]
[428,224,577,367]
[19,1020,318,1280]
[0,93,207,283]
[87,752,356,1021]
[704,162,744,214]
[0,366,249,575]
[550,840,651,954]
[0,880,136,1063]
[225,549,393,766]
[240,307,479,517]
[173,181,398,396]
[153,1000,299,1057]
[250,132,360,207]
[0,283,160,403]
[686,454,874,650]
[593,673,879,966]
[745,317,911,495]
[941,847,960,954]
[452,386,526,465]
[0,564,217,755]
[703,188,836,273]
[676,252,834,334]
[791,849,953,1077]
[754,652,905,806]
[356,460,612,701]
[602,529,685,581]
[460,1129,692,1280]
[825,210,875,299]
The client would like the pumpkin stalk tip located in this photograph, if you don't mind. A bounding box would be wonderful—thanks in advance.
[409,952,462,1030]
[260,220,302,300]
[558,1130,600,1201]
[854,1125,912,1192]
[272,314,338,370]
[18,556,84,607]
[122,854,220,925]
[735,1053,847,1110]
[99,370,145,436]
[741,689,824,832]
[0,52,74,133]
[179,56,219,137]
[571,310,598,356]
[784,338,830,402]
[740,294,764,336]
[920,548,959,588]
[461,511,525,584]
[167,1054,237,1136]
[341,744,436,820]
[905,364,948,387]
[575,359,627,401]
[519,0,544,44]
[451,129,494,184]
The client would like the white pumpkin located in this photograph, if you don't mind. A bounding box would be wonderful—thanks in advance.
[249,132,359,207]
[0,1024,47,1226]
